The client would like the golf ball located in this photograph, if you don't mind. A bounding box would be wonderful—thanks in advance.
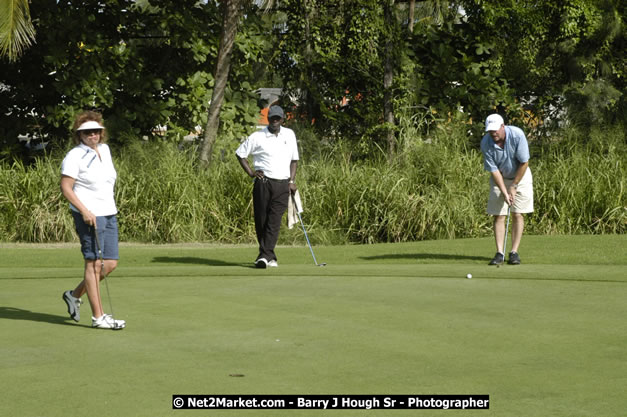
[466,273,472,279]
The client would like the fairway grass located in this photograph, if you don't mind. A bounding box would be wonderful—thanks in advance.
[1,235,626,417]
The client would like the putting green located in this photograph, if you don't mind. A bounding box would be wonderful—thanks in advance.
[1,235,625,416]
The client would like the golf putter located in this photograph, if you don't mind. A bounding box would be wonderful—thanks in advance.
[93,226,123,330]
[292,194,326,267]
[502,205,511,265]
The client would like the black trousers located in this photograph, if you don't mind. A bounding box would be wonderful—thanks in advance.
[253,177,289,261]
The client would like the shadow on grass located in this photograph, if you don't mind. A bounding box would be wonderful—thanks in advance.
[361,253,488,262]
[0,306,90,328]
[151,256,254,268]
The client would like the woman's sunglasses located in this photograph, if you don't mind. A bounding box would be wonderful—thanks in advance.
[80,129,102,135]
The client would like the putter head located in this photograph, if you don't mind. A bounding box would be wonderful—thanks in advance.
[318,263,327,267]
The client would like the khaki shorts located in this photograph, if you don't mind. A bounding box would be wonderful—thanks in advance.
[487,168,534,215]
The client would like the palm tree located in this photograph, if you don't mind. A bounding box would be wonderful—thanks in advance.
[0,0,37,62]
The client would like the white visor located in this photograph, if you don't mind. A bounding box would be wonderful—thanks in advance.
[77,120,105,131]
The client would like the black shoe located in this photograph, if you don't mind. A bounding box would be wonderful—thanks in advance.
[508,251,521,265]
[489,252,505,265]
[255,258,268,269]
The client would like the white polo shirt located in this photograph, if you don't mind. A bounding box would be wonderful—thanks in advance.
[235,126,299,179]
[61,143,117,216]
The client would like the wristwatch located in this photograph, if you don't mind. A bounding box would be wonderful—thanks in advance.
[289,179,295,184]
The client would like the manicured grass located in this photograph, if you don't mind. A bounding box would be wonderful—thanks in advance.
[1,235,625,417]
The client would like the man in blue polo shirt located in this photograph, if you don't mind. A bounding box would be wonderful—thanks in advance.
[480,113,534,265]
[236,106,299,268]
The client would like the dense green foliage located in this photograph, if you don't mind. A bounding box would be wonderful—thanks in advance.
[0,0,265,156]
[0,1,624,244]
[1,0,623,160]
[0,121,623,244]
[465,0,625,131]
[274,0,624,148]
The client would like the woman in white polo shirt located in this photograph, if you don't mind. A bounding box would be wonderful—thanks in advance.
[60,111,125,329]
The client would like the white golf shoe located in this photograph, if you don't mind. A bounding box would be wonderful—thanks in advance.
[92,314,126,330]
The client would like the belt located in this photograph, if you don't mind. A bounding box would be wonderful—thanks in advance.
[258,177,289,183]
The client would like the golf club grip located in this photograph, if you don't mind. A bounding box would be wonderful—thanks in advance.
[93,226,105,263]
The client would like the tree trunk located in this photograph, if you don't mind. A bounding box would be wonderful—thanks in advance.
[408,0,415,33]
[383,0,396,157]
[199,0,245,166]
[303,0,316,122]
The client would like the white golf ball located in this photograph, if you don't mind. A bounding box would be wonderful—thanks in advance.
[466,273,472,279]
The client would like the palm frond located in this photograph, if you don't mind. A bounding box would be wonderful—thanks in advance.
[255,0,275,14]
[0,0,37,62]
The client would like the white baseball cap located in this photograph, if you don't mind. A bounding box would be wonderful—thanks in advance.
[485,114,504,132]
[76,120,105,131]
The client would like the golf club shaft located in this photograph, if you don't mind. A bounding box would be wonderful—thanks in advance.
[93,226,115,318]
[503,205,511,258]
[292,194,320,265]
[296,210,319,265]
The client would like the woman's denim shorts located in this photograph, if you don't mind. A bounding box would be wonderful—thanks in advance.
[72,211,119,260]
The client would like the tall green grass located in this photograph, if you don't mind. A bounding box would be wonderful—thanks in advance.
[114,141,256,243]
[0,158,75,242]
[299,121,489,243]
[0,122,624,243]
[532,127,626,234]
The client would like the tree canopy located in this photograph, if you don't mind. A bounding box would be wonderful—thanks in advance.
[0,0,624,160]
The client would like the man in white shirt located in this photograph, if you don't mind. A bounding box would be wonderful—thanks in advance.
[236,106,299,268]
